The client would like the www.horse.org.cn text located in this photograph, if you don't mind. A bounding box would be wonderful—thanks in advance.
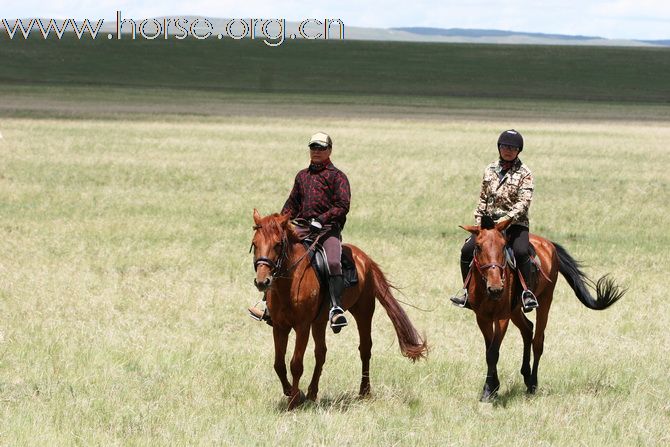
[0,11,345,47]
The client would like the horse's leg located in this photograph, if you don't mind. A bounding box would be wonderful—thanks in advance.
[529,292,553,394]
[273,326,292,397]
[350,295,375,397]
[476,316,510,402]
[511,310,534,390]
[287,324,311,410]
[307,319,328,401]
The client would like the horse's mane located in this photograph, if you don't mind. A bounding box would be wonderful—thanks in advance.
[255,213,300,242]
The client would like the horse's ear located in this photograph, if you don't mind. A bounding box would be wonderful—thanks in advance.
[278,213,290,227]
[253,208,262,225]
[459,225,480,235]
[495,218,513,233]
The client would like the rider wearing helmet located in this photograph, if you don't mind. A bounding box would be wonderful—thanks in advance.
[249,132,350,332]
[451,129,539,312]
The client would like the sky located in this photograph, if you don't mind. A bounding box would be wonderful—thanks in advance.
[1,0,669,40]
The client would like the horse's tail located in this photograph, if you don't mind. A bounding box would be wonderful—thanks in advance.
[553,242,626,310]
[369,260,428,362]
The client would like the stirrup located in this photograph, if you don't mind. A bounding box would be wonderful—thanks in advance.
[329,306,347,333]
[248,301,267,321]
[521,290,539,313]
[450,289,468,308]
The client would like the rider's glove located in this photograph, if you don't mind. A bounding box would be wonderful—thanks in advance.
[309,218,323,231]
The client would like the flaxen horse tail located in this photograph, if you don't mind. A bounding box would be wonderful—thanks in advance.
[369,260,428,361]
[553,242,626,310]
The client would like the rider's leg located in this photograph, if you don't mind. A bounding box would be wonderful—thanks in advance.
[323,235,347,333]
[451,237,475,307]
[509,225,539,312]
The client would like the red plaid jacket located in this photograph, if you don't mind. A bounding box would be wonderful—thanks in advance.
[281,160,351,230]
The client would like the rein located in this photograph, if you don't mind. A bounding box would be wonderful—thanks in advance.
[251,223,324,280]
[283,231,325,274]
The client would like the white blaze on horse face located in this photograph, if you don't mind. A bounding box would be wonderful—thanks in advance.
[486,267,504,291]
[253,240,274,287]
[255,262,272,279]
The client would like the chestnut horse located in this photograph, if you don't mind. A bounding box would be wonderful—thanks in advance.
[460,218,625,401]
[251,210,428,409]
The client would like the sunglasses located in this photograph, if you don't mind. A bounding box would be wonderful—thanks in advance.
[499,145,520,151]
[309,145,330,151]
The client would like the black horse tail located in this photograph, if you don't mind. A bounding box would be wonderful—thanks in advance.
[553,242,626,310]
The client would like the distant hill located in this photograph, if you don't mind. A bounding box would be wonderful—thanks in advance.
[377,26,665,47]
[641,40,670,46]
[393,27,599,41]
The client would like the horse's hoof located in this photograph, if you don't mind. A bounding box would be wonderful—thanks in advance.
[480,393,497,403]
[359,383,371,397]
[527,385,537,395]
[480,384,499,402]
[287,390,306,410]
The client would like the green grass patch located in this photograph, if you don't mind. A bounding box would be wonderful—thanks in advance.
[1,35,669,103]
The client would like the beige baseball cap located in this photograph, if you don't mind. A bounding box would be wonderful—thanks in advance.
[308,132,332,148]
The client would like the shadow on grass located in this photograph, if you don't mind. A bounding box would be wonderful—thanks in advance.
[272,391,370,413]
[491,383,535,409]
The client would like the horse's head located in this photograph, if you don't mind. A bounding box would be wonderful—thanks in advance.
[251,209,292,291]
[460,218,513,300]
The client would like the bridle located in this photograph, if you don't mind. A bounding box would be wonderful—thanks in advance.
[250,224,289,276]
[472,245,507,285]
[250,221,326,280]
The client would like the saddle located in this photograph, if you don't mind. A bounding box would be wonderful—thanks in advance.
[504,242,542,272]
[303,241,359,290]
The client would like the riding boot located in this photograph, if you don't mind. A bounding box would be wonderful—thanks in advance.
[328,274,347,333]
[450,260,472,308]
[518,259,539,313]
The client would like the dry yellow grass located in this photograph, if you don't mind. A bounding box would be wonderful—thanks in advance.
[0,89,669,445]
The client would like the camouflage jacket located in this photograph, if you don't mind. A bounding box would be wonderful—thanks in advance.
[474,158,534,228]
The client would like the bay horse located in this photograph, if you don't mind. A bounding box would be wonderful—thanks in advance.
[460,218,625,402]
[251,209,428,409]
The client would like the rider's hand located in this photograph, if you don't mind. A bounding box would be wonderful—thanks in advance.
[309,218,323,231]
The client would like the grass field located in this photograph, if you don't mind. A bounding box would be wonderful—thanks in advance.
[1,37,670,445]
[2,35,670,103]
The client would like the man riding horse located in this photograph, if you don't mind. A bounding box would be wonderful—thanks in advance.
[249,131,350,332]
[451,129,539,312]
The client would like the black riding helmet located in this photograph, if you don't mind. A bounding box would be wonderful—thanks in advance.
[497,129,524,152]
